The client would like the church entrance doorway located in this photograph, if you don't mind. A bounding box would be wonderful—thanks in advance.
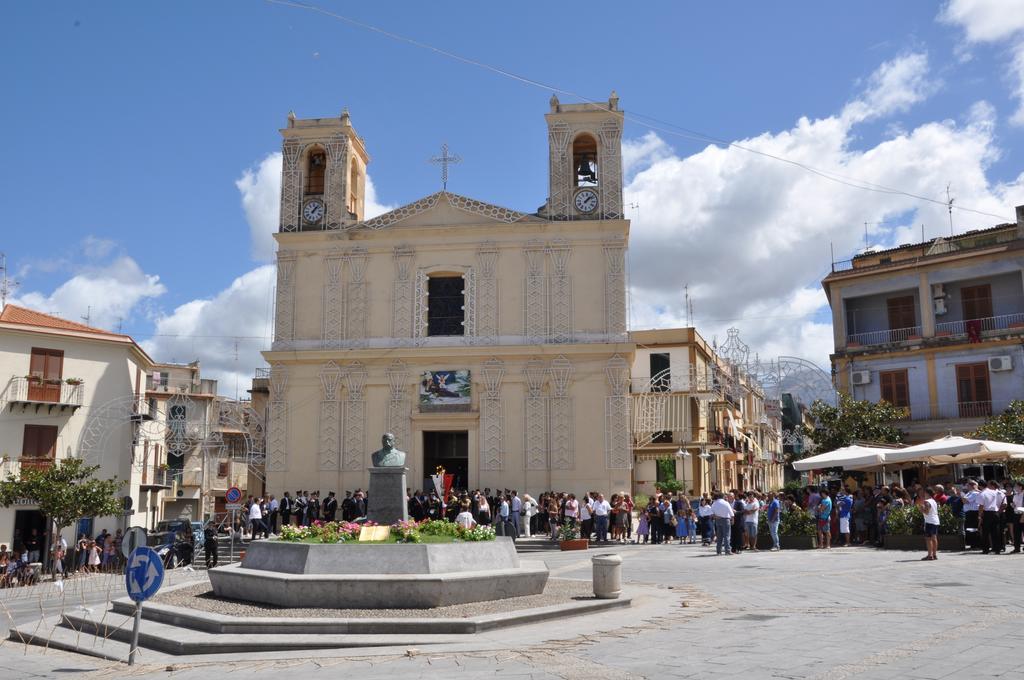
[423,431,468,493]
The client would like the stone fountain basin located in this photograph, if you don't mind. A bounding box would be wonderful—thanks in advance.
[208,537,549,609]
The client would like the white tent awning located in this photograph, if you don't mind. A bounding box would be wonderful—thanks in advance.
[791,444,892,471]
[878,436,1024,466]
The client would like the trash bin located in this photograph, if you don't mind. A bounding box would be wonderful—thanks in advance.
[592,553,622,599]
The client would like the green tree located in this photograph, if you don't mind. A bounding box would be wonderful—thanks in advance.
[974,400,1024,476]
[798,393,904,458]
[0,458,124,548]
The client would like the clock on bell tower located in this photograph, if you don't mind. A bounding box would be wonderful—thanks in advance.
[278,108,371,233]
[541,91,624,221]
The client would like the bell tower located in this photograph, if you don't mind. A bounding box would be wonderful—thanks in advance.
[278,109,370,232]
[542,91,624,221]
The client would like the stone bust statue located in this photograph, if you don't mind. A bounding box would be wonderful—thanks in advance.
[371,432,406,467]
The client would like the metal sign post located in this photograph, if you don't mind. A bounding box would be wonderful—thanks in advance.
[225,486,242,565]
[125,546,164,666]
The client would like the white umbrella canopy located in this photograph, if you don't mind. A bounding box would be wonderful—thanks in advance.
[878,435,1024,466]
[791,444,893,471]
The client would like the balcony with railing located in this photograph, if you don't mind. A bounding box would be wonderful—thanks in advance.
[140,466,174,490]
[935,312,1024,338]
[846,325,922,347]
[145,377,218,396]
[885,398,1011,422]
[0,456,54,477]
[6,376,84,414]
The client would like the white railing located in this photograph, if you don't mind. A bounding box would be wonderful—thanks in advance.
[888,399,1012,421]
[7,376,84,406]
[935,312,1024,337]
[847,326,921,346]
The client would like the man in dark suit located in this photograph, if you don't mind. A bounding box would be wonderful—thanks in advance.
[341,491,354,521]
[352,490,367,519]
[279,492,292,528]
[323,492,338,522]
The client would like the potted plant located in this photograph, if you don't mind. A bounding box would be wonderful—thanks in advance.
[779,508,818,549]
[64,377,83,386]
[558,521,588,551]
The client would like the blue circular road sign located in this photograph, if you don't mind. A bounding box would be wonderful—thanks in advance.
[125,546,165,603]
[225,486,242,504]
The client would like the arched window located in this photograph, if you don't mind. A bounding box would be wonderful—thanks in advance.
[572,133,598,186]
[305,148,326,194]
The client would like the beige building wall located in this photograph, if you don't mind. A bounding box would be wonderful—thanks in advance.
[264,98,634,501]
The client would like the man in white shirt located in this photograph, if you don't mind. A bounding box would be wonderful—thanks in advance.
[1011,482,1024,554]
[917,487,940,561]
[510,491,523,536]
[710,492,735,556]
[248,497,265,540]
[592,493,612,543]
[742,492,760,551]
[963,480,981,550]
[456,502,477,530]
[579,493,593,542]
[978,480,1004,554]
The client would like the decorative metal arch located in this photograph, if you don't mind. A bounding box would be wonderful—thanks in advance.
[77,394,266,482]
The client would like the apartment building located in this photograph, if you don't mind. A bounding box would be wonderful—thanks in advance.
[0,305,155,548]
[824,206,1024,443]
[143,362,260,524]
[630,328,784,497]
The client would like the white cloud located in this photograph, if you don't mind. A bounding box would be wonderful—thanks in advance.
[939,0,1024,124]
[14,254,166,331]
[1010,44,1024,126]
[939,0,1024,43]
[236,153,282,262]
[141,266,275,395]
[625,54,1024,369]
[236,153,394,262]
[842,53,939,124]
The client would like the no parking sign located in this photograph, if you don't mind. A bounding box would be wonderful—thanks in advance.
[225,486,242,510]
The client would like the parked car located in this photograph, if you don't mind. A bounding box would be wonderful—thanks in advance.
[153,519,204,546]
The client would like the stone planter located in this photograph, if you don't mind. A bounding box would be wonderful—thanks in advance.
[883,534,965,551]
[560,539,589,551]
[779,535,817,550]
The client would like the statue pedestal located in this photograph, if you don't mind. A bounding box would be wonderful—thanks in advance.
[367,466,409,526]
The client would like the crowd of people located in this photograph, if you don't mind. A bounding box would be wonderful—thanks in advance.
[0,527,127,587]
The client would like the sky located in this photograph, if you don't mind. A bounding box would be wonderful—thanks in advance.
[3,1,1024,394]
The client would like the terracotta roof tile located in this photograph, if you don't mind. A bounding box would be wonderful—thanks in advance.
[0,304,127,337]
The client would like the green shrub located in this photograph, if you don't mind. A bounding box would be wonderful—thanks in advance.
[887,503,959,535]
[780,508,816,537]
[419,519,460,537]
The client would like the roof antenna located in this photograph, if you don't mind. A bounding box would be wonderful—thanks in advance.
[0,253,19,307]
[945,183,955,237]
[81,306,91,327]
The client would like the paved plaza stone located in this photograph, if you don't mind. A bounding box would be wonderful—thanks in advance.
[4,542,1024,679]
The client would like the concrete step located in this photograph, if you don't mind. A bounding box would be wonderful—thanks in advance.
[59,609,462,655]
[8,614,171,663]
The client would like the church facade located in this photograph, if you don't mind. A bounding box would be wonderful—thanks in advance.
[262,94,635,497]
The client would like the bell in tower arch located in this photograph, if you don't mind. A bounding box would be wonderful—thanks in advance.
[572,133,598,186]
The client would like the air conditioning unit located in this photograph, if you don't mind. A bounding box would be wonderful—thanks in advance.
[851,370,872,386]
[931,283,945,297]
[988,356,1013,372]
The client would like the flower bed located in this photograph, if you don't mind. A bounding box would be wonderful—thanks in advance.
[277,519,495,544]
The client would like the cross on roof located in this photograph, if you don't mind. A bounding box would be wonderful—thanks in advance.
[429,143,461,191]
